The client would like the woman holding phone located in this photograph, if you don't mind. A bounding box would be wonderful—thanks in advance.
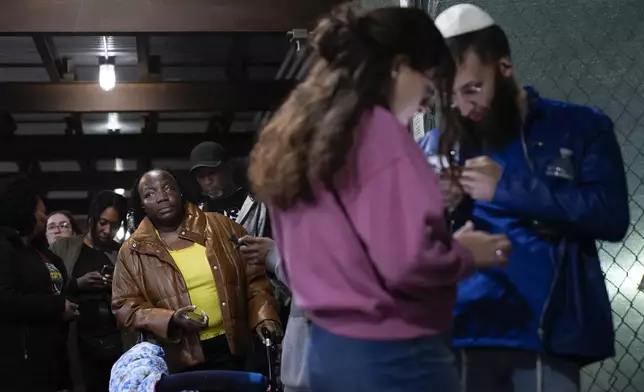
[112,169,280,373]
[248,5,511,392]
[50,190,128,392]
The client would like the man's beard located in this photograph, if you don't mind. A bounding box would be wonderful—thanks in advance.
[461,73,522,151]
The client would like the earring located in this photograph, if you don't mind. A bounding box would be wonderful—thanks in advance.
[391,70,398,79]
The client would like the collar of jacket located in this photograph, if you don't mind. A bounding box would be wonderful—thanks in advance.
[128,203,207,256]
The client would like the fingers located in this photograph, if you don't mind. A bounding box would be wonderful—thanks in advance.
[454,221,474,236]
[201,312,209,327]
[239,235,258,244]
[239,244,260,254]
[464,156,491,168]
[176,305,197,315]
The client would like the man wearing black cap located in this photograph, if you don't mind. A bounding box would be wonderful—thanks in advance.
[189,141,248,219]
[190,141,289,375]
[189,140,290,315]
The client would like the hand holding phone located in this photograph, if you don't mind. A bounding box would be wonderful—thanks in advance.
[229,233,247,248]
[172,305,209,333]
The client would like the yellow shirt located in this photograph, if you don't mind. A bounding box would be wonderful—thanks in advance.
[168,242,225,341]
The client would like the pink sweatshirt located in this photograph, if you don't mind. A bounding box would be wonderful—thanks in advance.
[270,106,475,340]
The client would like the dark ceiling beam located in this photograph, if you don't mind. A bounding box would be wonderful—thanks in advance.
[136,35,150,81]
[63,114,83,136]
[0,0,344,34]
[0,81,293,113]
[42,198,95,216]
[0,113,16,137]
[34,170,190,191]
[32,34,64,82]
[0,133,254,160]
[136,34,158,174]
[0,60,283,69]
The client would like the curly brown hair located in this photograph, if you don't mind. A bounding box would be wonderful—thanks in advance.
[249,4,458,210]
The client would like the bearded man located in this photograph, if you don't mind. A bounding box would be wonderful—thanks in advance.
[419,4,629,391]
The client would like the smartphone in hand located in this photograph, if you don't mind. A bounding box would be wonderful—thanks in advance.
[186,310,206,322]
[229,233,247,248]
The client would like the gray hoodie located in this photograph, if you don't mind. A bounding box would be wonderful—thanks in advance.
[266,248,309,392]
[236,197,309,392]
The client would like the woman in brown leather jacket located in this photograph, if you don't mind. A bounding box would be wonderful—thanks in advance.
[111,169,281,373]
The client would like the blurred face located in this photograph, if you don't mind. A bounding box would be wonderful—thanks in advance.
[139,170,183,225]
[389,63,437,126]
[46,213,74,245]
[93,207,121,245]
[194,165,232,199]
[452,50,521,149]
[33,198,47,237]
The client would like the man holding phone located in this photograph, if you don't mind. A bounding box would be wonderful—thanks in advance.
[418,4,629,391]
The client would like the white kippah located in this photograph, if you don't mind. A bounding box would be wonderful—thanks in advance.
[434,3,496,39]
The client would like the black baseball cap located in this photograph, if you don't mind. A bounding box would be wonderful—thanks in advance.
[189,142,228,173]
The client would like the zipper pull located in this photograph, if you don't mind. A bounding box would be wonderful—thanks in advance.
[24,348,28,360]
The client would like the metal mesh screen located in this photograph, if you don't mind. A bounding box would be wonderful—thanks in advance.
[432,0,644,390]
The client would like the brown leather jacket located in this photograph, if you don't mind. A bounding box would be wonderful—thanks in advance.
[111,203,279,371]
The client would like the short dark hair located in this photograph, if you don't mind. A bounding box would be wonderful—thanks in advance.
[0,174,40,236]
[88,190,127,232]
[129,170,196,229]
[445,25,511,64]
[46,210,83,235]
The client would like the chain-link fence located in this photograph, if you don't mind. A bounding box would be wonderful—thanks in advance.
[365,0,644,390]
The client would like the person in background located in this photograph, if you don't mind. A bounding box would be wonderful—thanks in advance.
[51,190,127,392]
[189,141,290,374]
[45,210,82,247]
[264,252,308,392]
[0,174,79,392]
[248,5,511,392]
[112,169,280,374]
[189,143,276,280]
[417,4,629,391]
[190,141,249,220]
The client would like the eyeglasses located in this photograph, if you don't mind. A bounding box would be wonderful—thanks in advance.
[450,84,483,109]
[46,222,72,232]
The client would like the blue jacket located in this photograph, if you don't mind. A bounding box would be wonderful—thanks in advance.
[418,87,629,363]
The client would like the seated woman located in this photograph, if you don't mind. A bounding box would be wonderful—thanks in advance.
[111,169,280,374]
[0,174,78,392]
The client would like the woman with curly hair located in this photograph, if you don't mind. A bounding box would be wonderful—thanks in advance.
[0,174,79,391]
[248,5,512,392]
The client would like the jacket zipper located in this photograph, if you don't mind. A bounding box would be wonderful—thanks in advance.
[520,127,534,172]
[538,241,565,342]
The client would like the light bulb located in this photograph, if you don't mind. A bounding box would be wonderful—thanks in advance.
[99,63,116,91]
[114,188,125,195]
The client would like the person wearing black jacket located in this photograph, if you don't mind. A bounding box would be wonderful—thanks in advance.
[0,174,79,392]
